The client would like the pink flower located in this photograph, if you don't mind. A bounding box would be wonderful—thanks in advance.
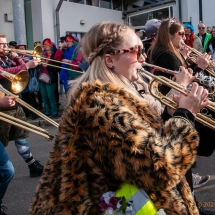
[98,196,121,211]
[98,198,110,211]
[109,197,121,210]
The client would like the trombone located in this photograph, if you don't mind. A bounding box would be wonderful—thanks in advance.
[0,69,29,94]
[7,46,84,74]
[0,111,53,140]
[0,65,59,127]
[182,42,215,76]
[142,62,215,93]
[0,85,59,128]
[138,67,215,131]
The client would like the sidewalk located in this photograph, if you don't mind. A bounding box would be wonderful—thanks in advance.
[26,93,67,126]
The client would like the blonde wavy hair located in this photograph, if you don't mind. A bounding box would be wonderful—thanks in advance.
[68,21,142,100]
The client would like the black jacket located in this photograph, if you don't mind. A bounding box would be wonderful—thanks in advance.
[152,49,215,156]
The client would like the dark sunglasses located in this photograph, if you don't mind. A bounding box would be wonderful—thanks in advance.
[177,31,185,37]
[110,45,145,59]
[198,27,205,30]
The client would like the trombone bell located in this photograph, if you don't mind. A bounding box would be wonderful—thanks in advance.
[0,70,29,94]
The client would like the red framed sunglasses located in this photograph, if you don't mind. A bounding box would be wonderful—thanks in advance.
[110,45,145,59]
[177,31,185,37]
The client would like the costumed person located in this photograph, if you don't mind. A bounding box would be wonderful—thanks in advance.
[66,36,85,80]
[184,23,203,53]
[60,35,78,93]
[38,38,63,118]
[30,21,209,215]
[0,33,44,178]
[149,18,215,215]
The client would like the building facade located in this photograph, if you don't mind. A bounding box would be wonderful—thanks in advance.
[0,0,214,49]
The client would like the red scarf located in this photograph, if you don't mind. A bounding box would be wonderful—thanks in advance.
[185,33,194,47]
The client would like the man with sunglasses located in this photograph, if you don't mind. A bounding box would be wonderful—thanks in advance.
[195,22,212,53]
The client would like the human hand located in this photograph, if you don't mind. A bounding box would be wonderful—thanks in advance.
[9,52,19,59]
[176,82,208,114]
[26,59,41,69]
[180,45,191,59]
[62,59,70,63]
[196,53,211,70]
[174,66,197,87]
[0,96,16,108]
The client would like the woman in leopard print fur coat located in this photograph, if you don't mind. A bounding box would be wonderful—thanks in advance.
[30,22,208,215]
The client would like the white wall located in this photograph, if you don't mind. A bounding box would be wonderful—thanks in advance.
[0,0,14,42]
[31,0,123,45]
[60,2,123,34]
[201,0,215,29]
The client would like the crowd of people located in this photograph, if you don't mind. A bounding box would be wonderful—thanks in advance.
[0,19,215,215]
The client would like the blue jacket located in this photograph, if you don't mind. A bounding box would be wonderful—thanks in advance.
[60,45,77,91]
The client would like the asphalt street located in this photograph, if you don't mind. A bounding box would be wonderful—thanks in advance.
[3,126,215,215]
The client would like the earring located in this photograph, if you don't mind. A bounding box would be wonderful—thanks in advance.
[107,65,115,69]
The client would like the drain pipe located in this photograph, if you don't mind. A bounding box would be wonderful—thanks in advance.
[178,0,182,22]
[199,0,203,22]
[56,0,64,44]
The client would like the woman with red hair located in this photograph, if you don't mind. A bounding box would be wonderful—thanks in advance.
[38,38,63,118]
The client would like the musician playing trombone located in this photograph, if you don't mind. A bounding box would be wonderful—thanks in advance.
[149,18,215,215]
[0,33,43,178]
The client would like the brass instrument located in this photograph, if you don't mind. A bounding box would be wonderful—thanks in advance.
[8,47,84,74]
[143,62,215,94]
[138,67,215,131]
[0,85,59,128]
[182,42,215,76]
[0,70,29,94]
[0,111,53,140]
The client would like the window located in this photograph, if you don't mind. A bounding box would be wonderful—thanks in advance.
[86,0,99,6]
[113,0,122,11]
[100,0,111,9]
[69,0,84,4]
[66,32,85,40]
[129,6,173,28]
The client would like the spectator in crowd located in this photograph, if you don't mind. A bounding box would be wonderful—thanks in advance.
[33,41,42,48]
[184,22,203,53]
[38,38,63,118]
[206,26,212,34]
[8,41,17,49]
[207,26,215,70]
[142,19,161,54]
[195,22,212,52]
[60,35,77,92]
[16,42,38,120]
[66,36,84,80]
[58,36,67,51]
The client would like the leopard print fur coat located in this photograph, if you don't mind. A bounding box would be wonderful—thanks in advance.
[30,80,199,215]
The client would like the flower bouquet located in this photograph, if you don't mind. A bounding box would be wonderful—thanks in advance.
[98,191,133,215]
